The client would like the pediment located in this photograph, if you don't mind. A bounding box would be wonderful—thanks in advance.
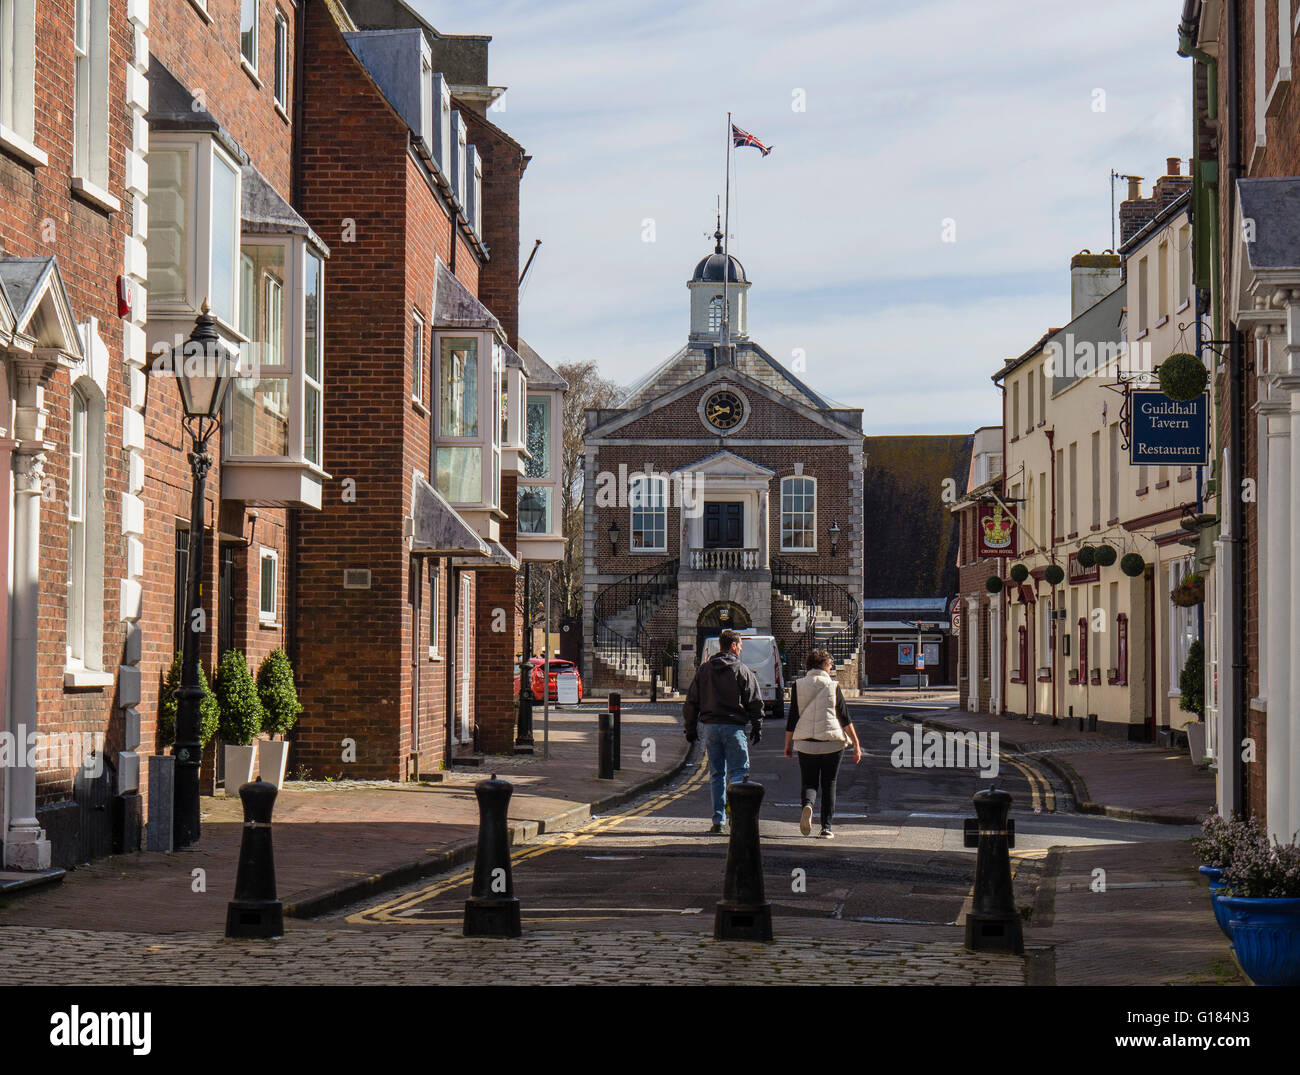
[671,450,774,480]
[0,257,84,358]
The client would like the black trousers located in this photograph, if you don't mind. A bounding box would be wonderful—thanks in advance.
[797,749,842,828]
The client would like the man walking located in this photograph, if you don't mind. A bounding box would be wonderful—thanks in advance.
[683,629,765,833]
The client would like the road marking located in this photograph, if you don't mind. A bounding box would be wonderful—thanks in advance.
[348,754,711,925]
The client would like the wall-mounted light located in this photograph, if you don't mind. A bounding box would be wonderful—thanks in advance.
[608,520,620,555]
[828,521,841,554]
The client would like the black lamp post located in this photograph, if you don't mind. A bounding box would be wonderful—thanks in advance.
[608,520,619,555]
[829,521,841,555]
[172,301,237,848]
[516,562,534,752]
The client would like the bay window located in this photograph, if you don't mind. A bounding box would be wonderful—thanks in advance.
[434,332,505,513]
[146,135,242,326]
[780,475,817,551]
[518,394,557,536]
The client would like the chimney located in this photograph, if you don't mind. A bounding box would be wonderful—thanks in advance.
[1070,250,1122,318]
[1166,157,1181,176]
[1119,174,1158,245]
[1127,175,1143,200]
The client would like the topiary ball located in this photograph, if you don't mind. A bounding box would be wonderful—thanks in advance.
[986,576,1003,593]
[1095,544,1117,567]
[1076,545,1096,567]
[1009,563,1029,583]
[1044,564,1065,586]
[1120,553,1146,577]
[1158,352,1209,402]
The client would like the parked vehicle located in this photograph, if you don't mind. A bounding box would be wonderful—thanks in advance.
[699,632,785,720]
[513,657,585,702]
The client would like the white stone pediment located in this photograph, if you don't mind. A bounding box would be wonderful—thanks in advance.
[671,450,774,482]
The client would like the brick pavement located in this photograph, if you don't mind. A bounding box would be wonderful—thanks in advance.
[0,925,1024,985]
[0,705,688,933]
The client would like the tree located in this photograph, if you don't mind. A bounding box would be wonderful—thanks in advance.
[158,651,220,748]
[1179,639,1205,718]
[215,650,265,746]
[554,361,623,621]
[257,648,303,736]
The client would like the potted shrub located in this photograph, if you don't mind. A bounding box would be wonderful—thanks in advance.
[1219,834,1300,985]
[215,650,265,794]
[158,651,220,752]
[257,648,303,789]
[1193,813,1265,939]
[1180,641,1208,763]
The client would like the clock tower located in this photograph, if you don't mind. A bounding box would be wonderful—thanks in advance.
[688,221,750,346]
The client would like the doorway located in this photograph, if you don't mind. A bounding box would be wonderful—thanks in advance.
[695,600,751,663]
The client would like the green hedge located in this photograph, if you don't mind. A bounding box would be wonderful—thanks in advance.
[158,652,220,748]
[215,650,265,747]
[257,648,303,736]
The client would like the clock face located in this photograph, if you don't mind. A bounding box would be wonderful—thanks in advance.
[704,390,744,431]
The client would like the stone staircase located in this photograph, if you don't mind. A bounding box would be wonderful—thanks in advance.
[592,559,678,688]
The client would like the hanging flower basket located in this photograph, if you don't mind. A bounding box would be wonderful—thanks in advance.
[1044,564,1064,586]
[1170,572,1205,607]
[1120,553,1146,578]
[985,575,1003,593]
[1094,544,1117,567]
[1158,352,1209,402]
[1076,545,1096,567]
[1009,563,1029,583]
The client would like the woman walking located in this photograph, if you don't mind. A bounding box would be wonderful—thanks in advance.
[784,650,862,838]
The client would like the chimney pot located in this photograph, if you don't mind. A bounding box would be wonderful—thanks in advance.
[1166,157,1180,176]
[1127,176,1143,200]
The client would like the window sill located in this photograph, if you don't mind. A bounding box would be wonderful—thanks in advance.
[1155,315,1170,329]
[1178,471,1194,482]
[1037,674,1053,683]
[1155,480,1170,489]
[1135,487,1149,497]
[71,176,121,214]
[64,667,114,690]
[1010,435,1020,444]
[1067,532,1078,540]
[428,649,442,661]
[0,124,47,168]
[1107,516,1119,526]
[187,0,213,22]
[241,57,263,89]
[1136,328,1149,340]
[779,547,818,555]
[1089,523,1101,531]
[1176,299,1191,315]
[260,619,280,629]
[275,100,290,124]
[412,397,429,416]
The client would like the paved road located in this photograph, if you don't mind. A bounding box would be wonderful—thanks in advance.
[336,701,1188,943]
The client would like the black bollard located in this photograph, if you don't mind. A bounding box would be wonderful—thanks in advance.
[649,671,657,703]
[714,777,773,941]
[463,774,522,937]
[598,711,614,779]
[609,691,622,771]
[963,785,1023,954]
[225,780,283,939]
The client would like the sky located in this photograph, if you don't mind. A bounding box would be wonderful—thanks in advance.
[414,0,1192,434]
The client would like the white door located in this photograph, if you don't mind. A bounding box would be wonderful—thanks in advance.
[967,598,979,711]
[459,573,472,743]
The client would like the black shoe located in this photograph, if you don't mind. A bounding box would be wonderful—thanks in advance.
[818,827,834,839]
[709,822,727,835]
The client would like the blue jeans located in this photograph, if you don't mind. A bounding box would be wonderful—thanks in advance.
[701,722,750,825]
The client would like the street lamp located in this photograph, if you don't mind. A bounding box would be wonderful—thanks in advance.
[172,301,237,848]
[828,521,841,554]
[608,520,620,555]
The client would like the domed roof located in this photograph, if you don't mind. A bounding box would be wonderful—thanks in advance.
[691,250,747,284]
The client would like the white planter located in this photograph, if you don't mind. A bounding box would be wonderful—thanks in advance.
[223,744,256,794]
[1186,721,1208,765]
[259,739,290,789]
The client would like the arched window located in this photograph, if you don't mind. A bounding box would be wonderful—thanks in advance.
[66,379,106,675]
[707,295,723,332]
[780,476,816,551]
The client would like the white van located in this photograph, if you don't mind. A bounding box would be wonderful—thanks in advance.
[699,631,785,720]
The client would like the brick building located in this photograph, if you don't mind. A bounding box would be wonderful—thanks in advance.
[290,0,564,777]
[582,233,865,693]
[953,427,1004,716]
[1179,2,1300,841]
[1,0,138,868]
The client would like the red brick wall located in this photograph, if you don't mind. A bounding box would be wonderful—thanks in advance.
[0,0,132,805]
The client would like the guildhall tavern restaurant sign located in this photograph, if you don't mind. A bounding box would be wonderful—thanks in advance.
[1129,390,1209,467]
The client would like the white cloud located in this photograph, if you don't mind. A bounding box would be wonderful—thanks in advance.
[415,0,1192,432]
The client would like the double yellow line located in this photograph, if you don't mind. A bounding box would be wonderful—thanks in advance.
[349,753,710,925]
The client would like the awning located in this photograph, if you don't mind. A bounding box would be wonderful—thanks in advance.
[410,475,490,556]
[452,539,519,571]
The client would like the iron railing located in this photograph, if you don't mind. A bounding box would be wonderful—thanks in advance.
[593,558,679,678]
[771,557,862,668]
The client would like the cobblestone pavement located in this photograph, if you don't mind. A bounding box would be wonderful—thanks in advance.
[0,925,1023,985]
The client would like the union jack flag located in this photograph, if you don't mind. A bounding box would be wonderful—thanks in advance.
[731,123,772,156]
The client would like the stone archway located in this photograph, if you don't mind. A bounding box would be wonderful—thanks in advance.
[695,600,751,660]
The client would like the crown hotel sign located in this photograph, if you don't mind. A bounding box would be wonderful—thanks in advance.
[977,501,1018,558]
[1129,391,1209,466]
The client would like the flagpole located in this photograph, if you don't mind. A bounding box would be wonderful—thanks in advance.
[723,110,732,353]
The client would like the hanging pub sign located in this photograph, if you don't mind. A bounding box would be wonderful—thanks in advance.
[1129,390,1209,466]
[977,501,1018,558]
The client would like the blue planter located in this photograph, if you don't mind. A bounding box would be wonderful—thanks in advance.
[1219,896,1300,985]
[1199,866,1233,938]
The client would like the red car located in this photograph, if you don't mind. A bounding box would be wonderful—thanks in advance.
[513,657,584,702]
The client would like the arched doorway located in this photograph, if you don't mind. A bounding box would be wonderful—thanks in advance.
[696,601,751,662]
